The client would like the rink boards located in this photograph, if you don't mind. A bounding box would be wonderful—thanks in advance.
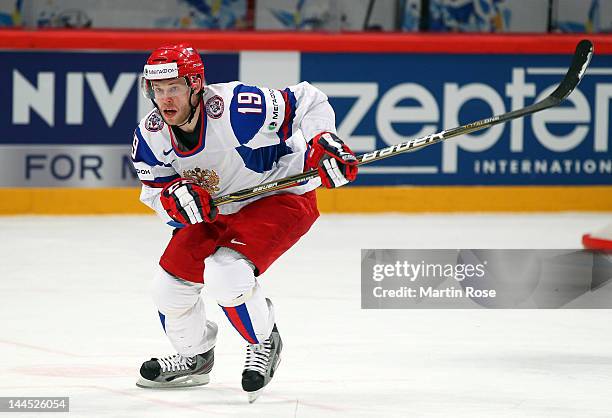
[0,32,610,213]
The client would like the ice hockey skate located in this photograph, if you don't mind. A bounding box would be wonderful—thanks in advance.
[136,347,214,388]
[242,324,283,403]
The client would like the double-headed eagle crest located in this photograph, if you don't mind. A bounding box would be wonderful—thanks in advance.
[182,167,220,193]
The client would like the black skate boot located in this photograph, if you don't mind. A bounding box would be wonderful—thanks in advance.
[136,347,214,388]
[242,324,283,403]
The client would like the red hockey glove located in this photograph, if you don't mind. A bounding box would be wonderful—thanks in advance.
[160,178,218,225]
[305,132,358,188]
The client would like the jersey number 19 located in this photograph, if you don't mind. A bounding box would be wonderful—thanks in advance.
[237,92,263,114]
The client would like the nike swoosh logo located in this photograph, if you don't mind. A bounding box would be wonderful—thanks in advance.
[162,149,173,156]
[230,238,246,246]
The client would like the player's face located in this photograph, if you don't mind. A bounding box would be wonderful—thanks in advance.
[151,79,194,125]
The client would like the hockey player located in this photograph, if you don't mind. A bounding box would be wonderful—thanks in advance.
[131,44,358,402]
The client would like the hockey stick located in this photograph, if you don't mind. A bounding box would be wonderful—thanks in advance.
[212,39,593,207]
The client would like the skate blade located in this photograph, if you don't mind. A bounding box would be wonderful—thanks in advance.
[246,356,282,403]
[247,389,263,403]
[136,374,210,389]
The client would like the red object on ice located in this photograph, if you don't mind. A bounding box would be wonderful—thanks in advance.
[582,233,612,251]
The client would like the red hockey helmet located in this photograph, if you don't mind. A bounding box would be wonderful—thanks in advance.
[141,43,205,99]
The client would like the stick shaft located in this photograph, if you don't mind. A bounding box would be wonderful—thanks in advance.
[213,39,593,207]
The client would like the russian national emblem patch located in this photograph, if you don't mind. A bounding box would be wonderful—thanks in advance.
[145,111,165,132]
[183,167,221,194]
[205,95,224,119]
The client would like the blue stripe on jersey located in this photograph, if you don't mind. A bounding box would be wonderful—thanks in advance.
[133,127,163,166]
[235,141,293,173]
[167,220,185,228]
[141,174,180,189]
[277,88,297,142]
[151,174,180,184]
[230,84,266,145]
[158,311,166,332]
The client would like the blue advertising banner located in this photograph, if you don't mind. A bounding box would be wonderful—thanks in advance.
[1,49,610,187]
[1,51,239,145]
[303,52,612,186]
[0,51,238,187]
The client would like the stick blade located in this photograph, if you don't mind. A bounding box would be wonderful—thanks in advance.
[551,39,593,101]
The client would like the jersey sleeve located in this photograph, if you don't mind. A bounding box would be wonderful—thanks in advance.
[283,81,337,141]
[229,82,336,148]
[131,127,183,228]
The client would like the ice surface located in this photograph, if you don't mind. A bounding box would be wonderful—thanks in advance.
[1,213,612,417]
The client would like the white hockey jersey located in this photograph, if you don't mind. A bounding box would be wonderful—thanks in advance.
[131,81,335,226]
